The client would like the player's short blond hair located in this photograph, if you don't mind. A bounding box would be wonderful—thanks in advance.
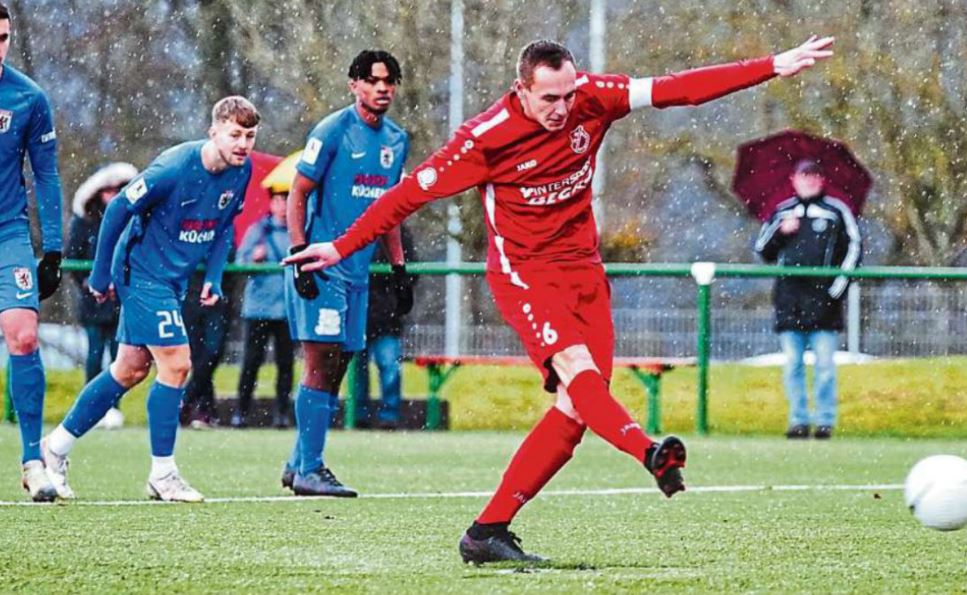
[211,96,260,128]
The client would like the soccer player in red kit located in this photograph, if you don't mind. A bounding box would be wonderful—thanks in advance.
[285,36,834,563]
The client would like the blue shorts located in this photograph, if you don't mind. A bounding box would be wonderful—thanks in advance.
[284,269,367,351]
[0,233,39,313]
[116,280,187,347]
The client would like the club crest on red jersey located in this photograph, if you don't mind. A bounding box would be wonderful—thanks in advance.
[0,110,12,133]
[380,145,394,169]
[417,167,437,190]
[13,267,32,290]
[218,190,234,210]
[570,125,590,154]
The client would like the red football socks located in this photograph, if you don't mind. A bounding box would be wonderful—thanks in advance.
[566,369,654,462]
[476,407,586,524]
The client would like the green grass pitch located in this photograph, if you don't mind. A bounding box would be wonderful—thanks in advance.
[1,427,966,592]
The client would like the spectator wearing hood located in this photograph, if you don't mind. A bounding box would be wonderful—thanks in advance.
[66,163,137,428]
[232,191,293,428]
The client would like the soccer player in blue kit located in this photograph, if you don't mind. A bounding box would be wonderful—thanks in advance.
[0,4,66,502]
[282,50,411,497]
[42,97,260,502]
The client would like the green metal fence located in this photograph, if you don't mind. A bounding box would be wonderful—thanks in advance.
[7,260,967,433]
[347,261,967,434]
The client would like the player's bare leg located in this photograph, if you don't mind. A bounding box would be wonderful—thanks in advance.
[554,344,686,496]
[143,344,202,503]
[288,342,357,497]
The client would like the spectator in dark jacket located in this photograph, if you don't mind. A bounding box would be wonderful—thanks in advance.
[351,226,415,429]
[180,258,239,430]
[65,163,137,428]
[755,159,862,440]
[232,192,293,428]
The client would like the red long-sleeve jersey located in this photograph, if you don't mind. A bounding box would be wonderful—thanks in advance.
[333,57,775,278]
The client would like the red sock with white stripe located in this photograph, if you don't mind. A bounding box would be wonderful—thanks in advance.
[566,369,654,462]
[476,407,585,524]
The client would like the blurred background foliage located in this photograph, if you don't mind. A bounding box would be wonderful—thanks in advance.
[6,0,966,268]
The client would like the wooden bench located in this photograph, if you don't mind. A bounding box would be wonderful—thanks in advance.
[412,355,696,431]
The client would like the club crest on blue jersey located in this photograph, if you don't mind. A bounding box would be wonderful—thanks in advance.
[13,267,32,290]
[380,145,394,169]
[0,109,13,133]
[218,190,234,210]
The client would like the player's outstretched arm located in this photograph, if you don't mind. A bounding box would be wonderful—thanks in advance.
[630,36,834,110]
[326,128,489,264]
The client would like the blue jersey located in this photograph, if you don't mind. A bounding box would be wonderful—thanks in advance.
[102,141,251,296]
[0,64,62,252]
[296,105,408,287]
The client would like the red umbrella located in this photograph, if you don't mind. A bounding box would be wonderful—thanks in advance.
[732,129,872,221]
[233,150,284,246]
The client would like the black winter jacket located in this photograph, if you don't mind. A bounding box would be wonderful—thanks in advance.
[66,215,121,326]
[755,195,862,332]
[367,227,417,341]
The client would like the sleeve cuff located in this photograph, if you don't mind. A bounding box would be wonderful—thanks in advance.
[629,78,654,110]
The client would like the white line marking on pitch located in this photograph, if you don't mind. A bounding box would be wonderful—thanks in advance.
[0,483,903,507]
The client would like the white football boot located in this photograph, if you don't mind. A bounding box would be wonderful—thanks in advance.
[40,437,75,499]
[147,471,205,503]
[21,460,58,502]
[95,407,124,430]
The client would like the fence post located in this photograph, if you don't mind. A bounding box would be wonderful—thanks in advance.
[344,353,358,430]
[847,282,861,354]
[3,366,14,424]
[690,262,715,435]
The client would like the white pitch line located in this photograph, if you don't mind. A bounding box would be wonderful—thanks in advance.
[0,483,903,508]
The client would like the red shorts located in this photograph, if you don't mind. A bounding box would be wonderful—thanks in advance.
[487,264,614,392]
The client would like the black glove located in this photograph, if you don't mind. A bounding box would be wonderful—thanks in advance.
[37,251,62,301]
[391,264,414,316]
[289,244,320,300]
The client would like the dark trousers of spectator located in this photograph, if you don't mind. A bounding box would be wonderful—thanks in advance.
[84,323,118,383]
[351,334,403,425]
[236,318,294,418]
[181,303,229,424]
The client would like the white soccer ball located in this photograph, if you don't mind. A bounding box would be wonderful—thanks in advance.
[904,455,967,531]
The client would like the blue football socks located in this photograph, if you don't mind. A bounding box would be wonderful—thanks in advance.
[146,380,185,457]
[63,369,128,439]
[9,350,45,463]
[294,385,332,476]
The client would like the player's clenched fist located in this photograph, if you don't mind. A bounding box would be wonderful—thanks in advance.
[283,242,343,274]
[88,282,115,305]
